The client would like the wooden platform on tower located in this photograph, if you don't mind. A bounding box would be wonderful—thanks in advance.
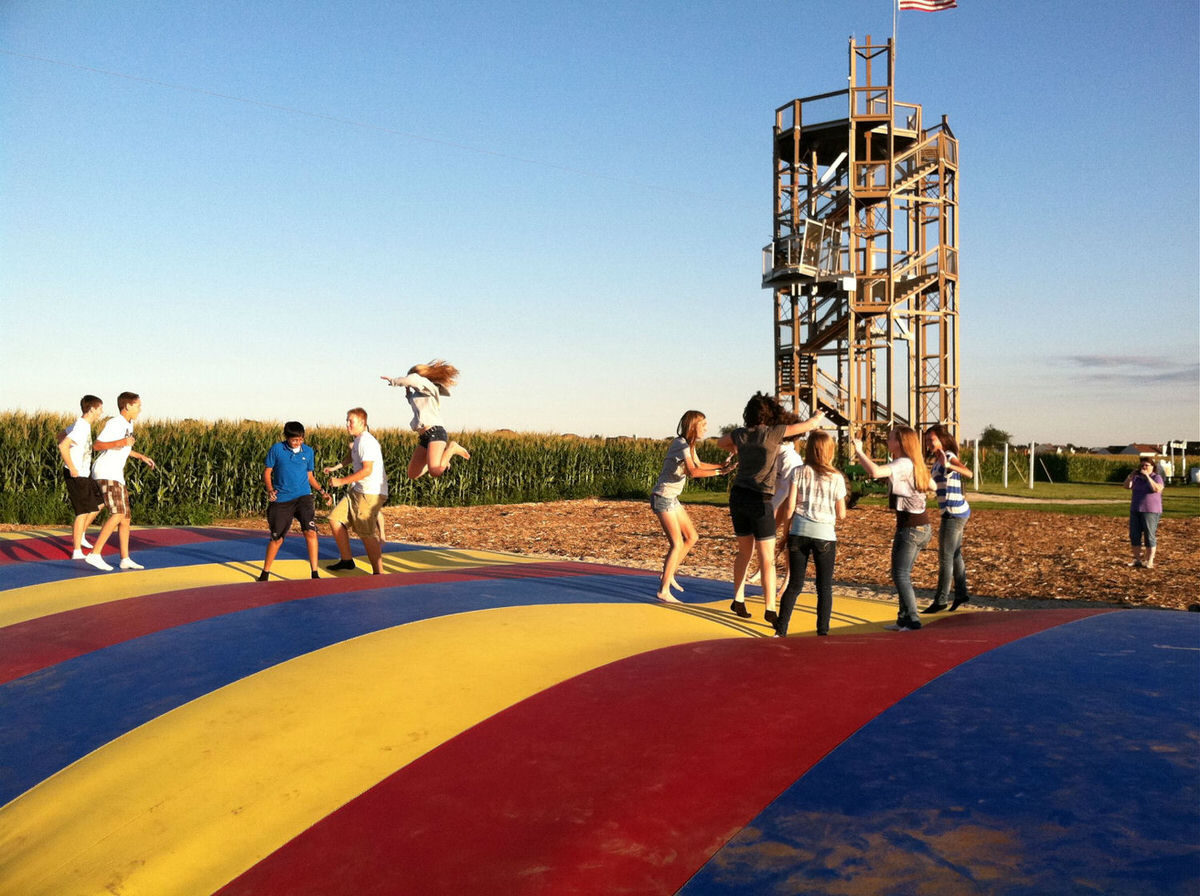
[763,36,960,448]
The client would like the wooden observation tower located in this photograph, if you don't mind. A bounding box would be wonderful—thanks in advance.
[763,36,959,446]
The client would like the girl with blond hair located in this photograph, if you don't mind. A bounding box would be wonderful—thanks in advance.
[853,425,931,631]
[382,359,471,479]
[775,431,847,637]
[649,410,731,602]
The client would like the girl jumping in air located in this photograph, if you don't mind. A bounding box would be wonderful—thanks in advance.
[852,425,932,631]
[649,410,731,602]
[382,359,471,479]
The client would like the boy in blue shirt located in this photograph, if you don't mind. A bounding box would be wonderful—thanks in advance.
[259,421,331,582]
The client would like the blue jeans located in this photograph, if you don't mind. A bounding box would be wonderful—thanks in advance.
[777,535,837,636]
[935,515,969,605]
[891,525,932,623]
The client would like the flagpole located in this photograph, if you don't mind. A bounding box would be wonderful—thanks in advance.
[892,0,898,52]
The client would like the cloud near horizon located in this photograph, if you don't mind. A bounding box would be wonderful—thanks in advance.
[1059,356,1199,387]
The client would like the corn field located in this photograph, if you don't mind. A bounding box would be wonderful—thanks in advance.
[0,412,728,526]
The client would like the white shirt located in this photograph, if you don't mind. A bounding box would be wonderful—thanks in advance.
[351,430,385,495]
[888,456,927,514]
[63,417,93,474]
[91,416,134,483]
[792,466,847,526]
[771,443,804,512]
[389,373,446,431]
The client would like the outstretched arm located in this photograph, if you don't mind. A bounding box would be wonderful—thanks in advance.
[683,446,727,479]
[331,460,373,488]
[130,451,156,470]
[782,410,827,439]
[937,449,973,480]
[852,439,893,480]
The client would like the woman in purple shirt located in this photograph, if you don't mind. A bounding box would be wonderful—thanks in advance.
[1124,458,1165,568]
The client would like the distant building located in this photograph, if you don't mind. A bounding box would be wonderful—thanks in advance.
[1118,444,1161,456]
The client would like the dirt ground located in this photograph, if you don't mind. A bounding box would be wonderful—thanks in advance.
[209,499,1196,612]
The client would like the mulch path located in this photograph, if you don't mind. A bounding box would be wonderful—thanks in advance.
[361,501,1197,612]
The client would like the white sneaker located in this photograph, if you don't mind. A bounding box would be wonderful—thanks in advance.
[119,557,145,570]
[72,549,86,560]
[85,553,113,571]
[81,537,94,549]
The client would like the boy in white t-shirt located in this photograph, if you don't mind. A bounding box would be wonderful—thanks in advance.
[323,407,387,575]
[57,394,106,559]
[85,392,156,572]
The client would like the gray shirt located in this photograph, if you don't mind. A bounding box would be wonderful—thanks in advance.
[652,437,693,499]
[731,425,788,495]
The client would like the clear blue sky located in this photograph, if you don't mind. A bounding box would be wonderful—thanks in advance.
[2,0,1197,446]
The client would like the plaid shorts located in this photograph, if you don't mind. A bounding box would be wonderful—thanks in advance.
[96,479,130,516]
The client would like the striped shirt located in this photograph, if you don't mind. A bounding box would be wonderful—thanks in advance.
[932,451,970,519]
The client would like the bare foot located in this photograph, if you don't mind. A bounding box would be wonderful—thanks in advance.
[448,441,471,462]
[656,590,681,603]
[669,578,684,593]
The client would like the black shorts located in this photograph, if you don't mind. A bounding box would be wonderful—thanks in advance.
[64,469,104,515]
[418,425,449,448]
[267,495,317,540]
[729,486,776,540]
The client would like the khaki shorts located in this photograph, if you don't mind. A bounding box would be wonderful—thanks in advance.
[329,491,386,540]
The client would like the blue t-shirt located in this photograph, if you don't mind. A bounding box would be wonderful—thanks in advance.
[265,442,315,503]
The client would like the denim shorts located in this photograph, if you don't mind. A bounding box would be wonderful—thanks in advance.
[650,493,681,513]
[418,425,449,447]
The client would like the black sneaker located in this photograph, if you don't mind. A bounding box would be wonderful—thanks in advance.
[922,602,949,614]
[950,595,970,611]
[326,559,355,571]
[730,600,751,618]
[764,610,779,625]
[903,619,923,631]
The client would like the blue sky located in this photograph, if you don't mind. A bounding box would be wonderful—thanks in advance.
[2,0,1197,446]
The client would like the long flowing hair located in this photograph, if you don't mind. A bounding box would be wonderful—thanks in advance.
[804,431,841,478]
[676,410,706,448]
[891,425,931,492]
[407,359,459,395]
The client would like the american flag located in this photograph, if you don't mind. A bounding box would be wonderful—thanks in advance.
[898,0,957,10]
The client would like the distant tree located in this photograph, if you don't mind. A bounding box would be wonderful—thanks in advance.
[979,424,1012,448]
[719,423,739,437]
